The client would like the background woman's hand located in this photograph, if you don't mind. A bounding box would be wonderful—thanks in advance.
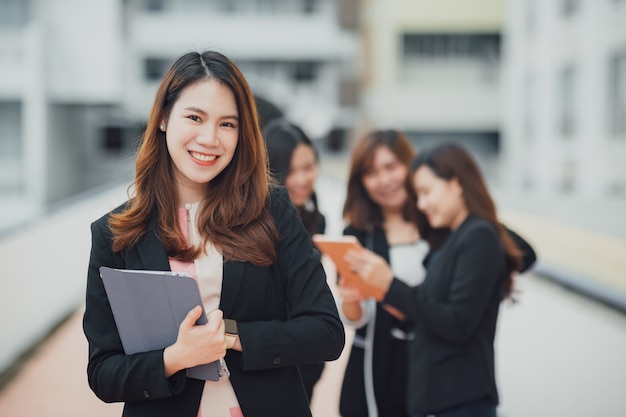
[163,307,226,377]
[338,275,366,322]
[338,276,365,302]
[345,248,394,302]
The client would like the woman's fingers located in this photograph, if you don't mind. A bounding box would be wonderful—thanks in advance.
[180,305,203,331]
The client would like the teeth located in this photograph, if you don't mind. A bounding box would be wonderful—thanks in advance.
[191,152,216,162]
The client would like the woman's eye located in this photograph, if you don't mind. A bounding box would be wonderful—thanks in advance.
[387,162,400,171]
[188,115,201,122]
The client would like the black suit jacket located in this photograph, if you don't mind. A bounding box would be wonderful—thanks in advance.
[339,225,411,417]
[83,186,344,417]
[384,215,507,414]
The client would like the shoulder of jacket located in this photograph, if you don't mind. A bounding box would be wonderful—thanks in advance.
[268,184,289,206]
[91,200,131,228]
[459,217,500,245]
[267,184,295,221]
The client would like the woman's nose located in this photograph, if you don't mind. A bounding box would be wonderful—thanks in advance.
[291,171,311,187]
[196,125,219,146]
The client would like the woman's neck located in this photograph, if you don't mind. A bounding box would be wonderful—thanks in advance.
[383,211,419,245]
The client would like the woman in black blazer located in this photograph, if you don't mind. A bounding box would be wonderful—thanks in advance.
[83,50,344,417]
[264,118,327,402]
[337,130,449,417]
[345,143,524,417]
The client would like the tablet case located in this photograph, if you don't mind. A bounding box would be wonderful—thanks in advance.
[99,266,221,381]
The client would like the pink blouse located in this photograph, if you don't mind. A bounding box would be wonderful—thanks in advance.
[169,202,243,417]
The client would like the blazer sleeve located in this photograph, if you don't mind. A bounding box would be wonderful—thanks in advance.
[83,214,187,404]
[235,187,345,370]
[384,221,505,344]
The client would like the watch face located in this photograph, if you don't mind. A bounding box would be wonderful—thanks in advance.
[224,319,238,335]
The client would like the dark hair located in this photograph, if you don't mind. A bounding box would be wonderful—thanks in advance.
[264,118,324,236]
[410,142,522,296]
[109,50,279,266]
[343,129,418,230]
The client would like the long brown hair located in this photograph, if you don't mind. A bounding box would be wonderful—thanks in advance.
[109,50,279,265]
[410,143,522,296]
[343,129,418,231]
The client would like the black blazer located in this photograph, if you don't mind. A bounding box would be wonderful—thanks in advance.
[83,186,345,417]
[339,225,411,417]
[384,216,507,414]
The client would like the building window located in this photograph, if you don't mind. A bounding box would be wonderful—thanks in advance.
[99,124,144,156]
[0,101,22,191]
[302,0,317,13]
[0,0,30,26]
[525,0,535,35]
[559,65,578,138]
[561,0,579,17]
[144,58,172,82]
[216,0,236,12]
[339,79,359,107]
[292,61,318,83]
[339,0,359,29]
[403,33,501,61]
[143,0,164,11]
[609,51,626,137]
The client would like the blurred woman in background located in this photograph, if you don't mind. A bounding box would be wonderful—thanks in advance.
[338,129,441,417]
[346,142,524,417]
[264,118,326,402]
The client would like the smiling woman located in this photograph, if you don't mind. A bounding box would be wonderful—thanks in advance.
[264,119,324,237]
[82,50,344,417]
[163,79,240,201]
[347,142,525,417]
[263,119,326,402]
[337,129,436,417]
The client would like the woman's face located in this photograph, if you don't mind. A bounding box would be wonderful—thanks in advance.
[284,144,318,207]
[361,145,409,213]
[412,165,467,230]
[164,79,239,203]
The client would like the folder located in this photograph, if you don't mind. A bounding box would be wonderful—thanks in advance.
[99,266,221,381]
[312,234,379,298]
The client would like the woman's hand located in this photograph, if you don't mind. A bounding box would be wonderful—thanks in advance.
[338,276,365,302]
[163,307,226,377]
[338,276,366,321]
[345,248,394,302]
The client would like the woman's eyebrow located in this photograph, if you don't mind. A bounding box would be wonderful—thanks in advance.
[183,106,238,120]
[183,106,207,115]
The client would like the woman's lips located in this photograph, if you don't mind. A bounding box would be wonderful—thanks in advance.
[190,151,217,165]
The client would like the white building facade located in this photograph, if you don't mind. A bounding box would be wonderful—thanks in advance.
[357,0,505,180]
[0,0,360,232]
[501,0,626,198]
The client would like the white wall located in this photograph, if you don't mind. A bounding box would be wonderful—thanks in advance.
[0,183,128,373]
[361,0,503,132]
[501,0,626,198]
[44,0,123,103]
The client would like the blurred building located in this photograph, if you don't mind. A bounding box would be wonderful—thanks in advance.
[501,0,626,198]
[357,0,504,180]
[0,0,359,232]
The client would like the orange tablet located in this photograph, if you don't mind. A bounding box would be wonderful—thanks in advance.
[312,234,378,298]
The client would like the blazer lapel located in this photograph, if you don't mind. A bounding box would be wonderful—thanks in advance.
[219,262,245,317]
[125,227,171,271]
